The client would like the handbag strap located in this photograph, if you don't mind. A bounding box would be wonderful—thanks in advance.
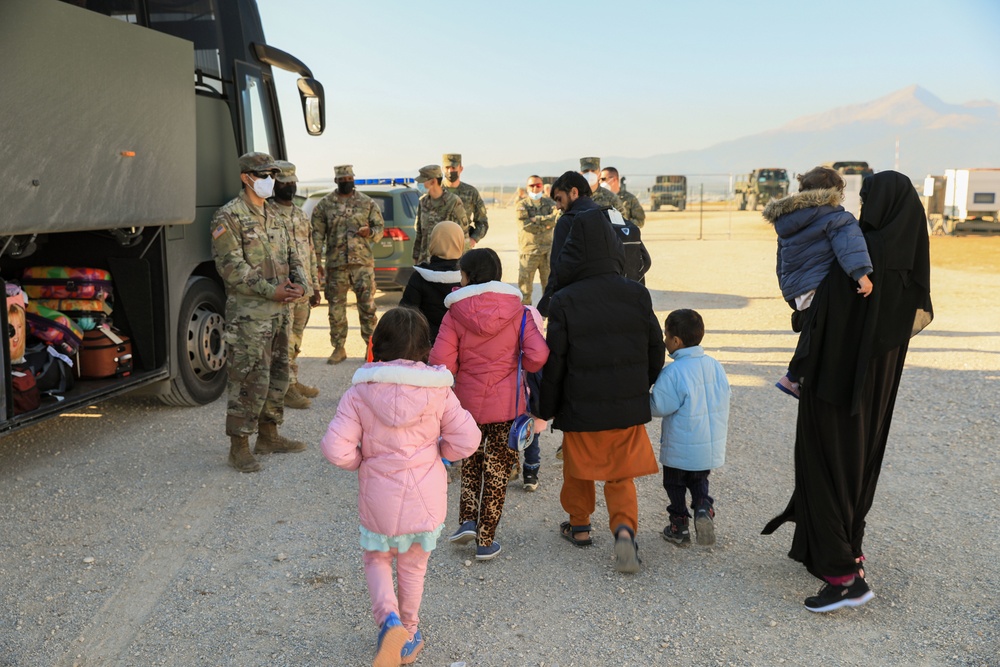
[514,309,527,416]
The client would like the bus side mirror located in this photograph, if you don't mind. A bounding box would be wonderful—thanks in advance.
[297,77,325,136]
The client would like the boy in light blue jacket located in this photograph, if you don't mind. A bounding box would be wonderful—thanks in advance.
[650,309,731,547]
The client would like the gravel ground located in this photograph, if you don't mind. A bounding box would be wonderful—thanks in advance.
[0,208,997,667]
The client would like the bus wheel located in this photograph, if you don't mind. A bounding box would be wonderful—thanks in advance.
[161,277,227,406]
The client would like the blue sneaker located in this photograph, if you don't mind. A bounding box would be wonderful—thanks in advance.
[475,541,502,561]
[448,520,477,544]
[375,612,408,667]
[400,629,423,664]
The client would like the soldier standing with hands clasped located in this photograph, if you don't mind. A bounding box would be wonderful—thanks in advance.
[442,153,489,246]
[516,175,559,305]
[311,164,385,365]
[271,160,322,408]
[210,152,309,473]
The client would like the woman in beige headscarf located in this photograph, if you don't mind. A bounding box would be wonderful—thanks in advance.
[400,220,464,342]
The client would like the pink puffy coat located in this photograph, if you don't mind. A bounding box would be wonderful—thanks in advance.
[321,360,481,537]
[429,281,548,424]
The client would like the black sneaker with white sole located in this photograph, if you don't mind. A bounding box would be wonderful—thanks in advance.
[804,577,874,612]
[523,467,539,492]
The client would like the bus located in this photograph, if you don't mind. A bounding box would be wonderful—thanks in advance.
[0,0,325,434]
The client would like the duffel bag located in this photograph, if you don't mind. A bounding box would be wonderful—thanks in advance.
[77,326,132,380]
[11,362,40,414]
[22,267,113,301]
[35,298,112,331]
[25,302,84,356]
[23,343,75,395]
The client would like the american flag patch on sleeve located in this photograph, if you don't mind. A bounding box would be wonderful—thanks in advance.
[212,224,227,239]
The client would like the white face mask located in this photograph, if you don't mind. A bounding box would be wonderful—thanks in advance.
[528,190,544,200]
[600,182,612,190]
[251,175,275,199]
[583,171,599,187]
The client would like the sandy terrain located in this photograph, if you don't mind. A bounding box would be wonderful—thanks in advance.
[0,206,997,667]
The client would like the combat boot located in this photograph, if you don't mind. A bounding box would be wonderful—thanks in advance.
[326,346,347,365]
[295,381,320,398]
[254,421,308,455]
[283,385,311,409]
[228,435,261,473]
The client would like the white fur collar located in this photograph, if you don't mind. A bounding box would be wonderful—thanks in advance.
[443,280,521,308]
[414,266,462,284]
[351,362,454,387]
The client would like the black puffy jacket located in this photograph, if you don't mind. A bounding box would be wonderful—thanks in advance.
[399,257,462,342]
[538,212,665,431]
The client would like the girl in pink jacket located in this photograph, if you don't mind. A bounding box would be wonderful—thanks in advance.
[321,307,481,667]
[429,248,549,561]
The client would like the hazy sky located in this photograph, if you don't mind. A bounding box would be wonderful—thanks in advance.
[257,0,1000,182]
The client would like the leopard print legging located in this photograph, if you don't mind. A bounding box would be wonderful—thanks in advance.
[458,420,518,547]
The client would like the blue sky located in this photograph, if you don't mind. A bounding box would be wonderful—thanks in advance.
[258,0,1000,182]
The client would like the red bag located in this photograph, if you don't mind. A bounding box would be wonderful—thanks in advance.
[77,327,132,379]
[11,362,40,415]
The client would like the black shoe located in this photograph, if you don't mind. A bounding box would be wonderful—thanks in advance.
[804,577,874,613]
[694,505,716,546]
[662,517,691,547]
[523,467,539,492]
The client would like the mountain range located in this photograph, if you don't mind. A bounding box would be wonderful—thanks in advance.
[464,86,999,185]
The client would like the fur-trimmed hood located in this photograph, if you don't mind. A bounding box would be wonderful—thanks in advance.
[349,360,455,428]
[762,188,844,223]
[442,280,524,337]
[413,265,462,284]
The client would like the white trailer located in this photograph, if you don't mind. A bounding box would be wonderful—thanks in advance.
[940,168,1000,233]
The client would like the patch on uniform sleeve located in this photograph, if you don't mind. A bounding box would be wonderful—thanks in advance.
[212,223,227,239]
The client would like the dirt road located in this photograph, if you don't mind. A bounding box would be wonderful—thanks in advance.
[1,208,997,667]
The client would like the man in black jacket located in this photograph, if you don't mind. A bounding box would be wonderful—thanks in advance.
[537,171,600,317]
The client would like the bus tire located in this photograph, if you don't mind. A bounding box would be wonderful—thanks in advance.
[161,276,228,406]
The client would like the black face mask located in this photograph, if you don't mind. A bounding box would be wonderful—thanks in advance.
[273,183,297,201]
[337,181,355,195]
[446,170,459,183]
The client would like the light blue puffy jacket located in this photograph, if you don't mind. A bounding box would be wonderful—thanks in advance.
[650,346,730,471]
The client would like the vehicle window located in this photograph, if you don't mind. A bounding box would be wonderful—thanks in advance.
[58,0,140,23]
[367,196,393,222]
[239,67,277,156]
[401,191,419,219]
[147,0,223,93]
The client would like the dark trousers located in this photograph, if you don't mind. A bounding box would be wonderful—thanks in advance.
[662,466,712,519]
[523,433,540,469]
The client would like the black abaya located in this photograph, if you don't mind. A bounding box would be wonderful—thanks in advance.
[762,171,933,581]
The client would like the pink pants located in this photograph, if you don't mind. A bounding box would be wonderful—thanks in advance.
[362,545,431,636]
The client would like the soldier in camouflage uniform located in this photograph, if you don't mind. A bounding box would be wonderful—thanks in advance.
[412,164,468,265]
[601,166,646,228]
[442,153,489,245]
[272,160,322,408]
[516,175,559,305]
[210,152,309,473]
[580,156,626,216]
[311,164,385,365]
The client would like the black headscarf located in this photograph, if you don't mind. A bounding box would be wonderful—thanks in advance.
[788,170,932,413]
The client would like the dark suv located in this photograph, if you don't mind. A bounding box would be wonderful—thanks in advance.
[302,178,420,291]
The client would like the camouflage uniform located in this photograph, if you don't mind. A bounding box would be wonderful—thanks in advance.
[516,195,558,305]
[211,189,305,437]
[592,186,627,216]
[412,191,468,265]
[311,189,385,349]
[443,181,489,243]
[617,188,646,228]
[274,200,319,386]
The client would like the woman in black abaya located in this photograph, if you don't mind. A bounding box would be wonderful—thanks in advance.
[762,171,933,612]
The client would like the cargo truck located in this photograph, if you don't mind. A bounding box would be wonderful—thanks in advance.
[649,176,687,211]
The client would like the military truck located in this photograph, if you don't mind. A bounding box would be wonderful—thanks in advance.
[0,0,325,435]
[823,161,874,177]
[649,176,687,211]
[735,169,789,210]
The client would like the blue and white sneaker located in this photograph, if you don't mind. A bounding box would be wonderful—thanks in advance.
[374,612,408,667]
[475,541,502,561]
[400,629,423,665]
[448,521,477,544]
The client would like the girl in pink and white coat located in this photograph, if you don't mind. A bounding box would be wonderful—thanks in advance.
[321,307,481,667]
[429,248,549,561]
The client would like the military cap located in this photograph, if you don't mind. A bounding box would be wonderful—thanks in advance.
[274,160,298,183]
[334,165,354,179]
[442,153,462,167]
[238,152,278,174]
[580,156,601,172]
[416,164,443,183]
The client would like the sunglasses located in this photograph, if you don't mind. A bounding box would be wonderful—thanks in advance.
[250,170,276,179]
